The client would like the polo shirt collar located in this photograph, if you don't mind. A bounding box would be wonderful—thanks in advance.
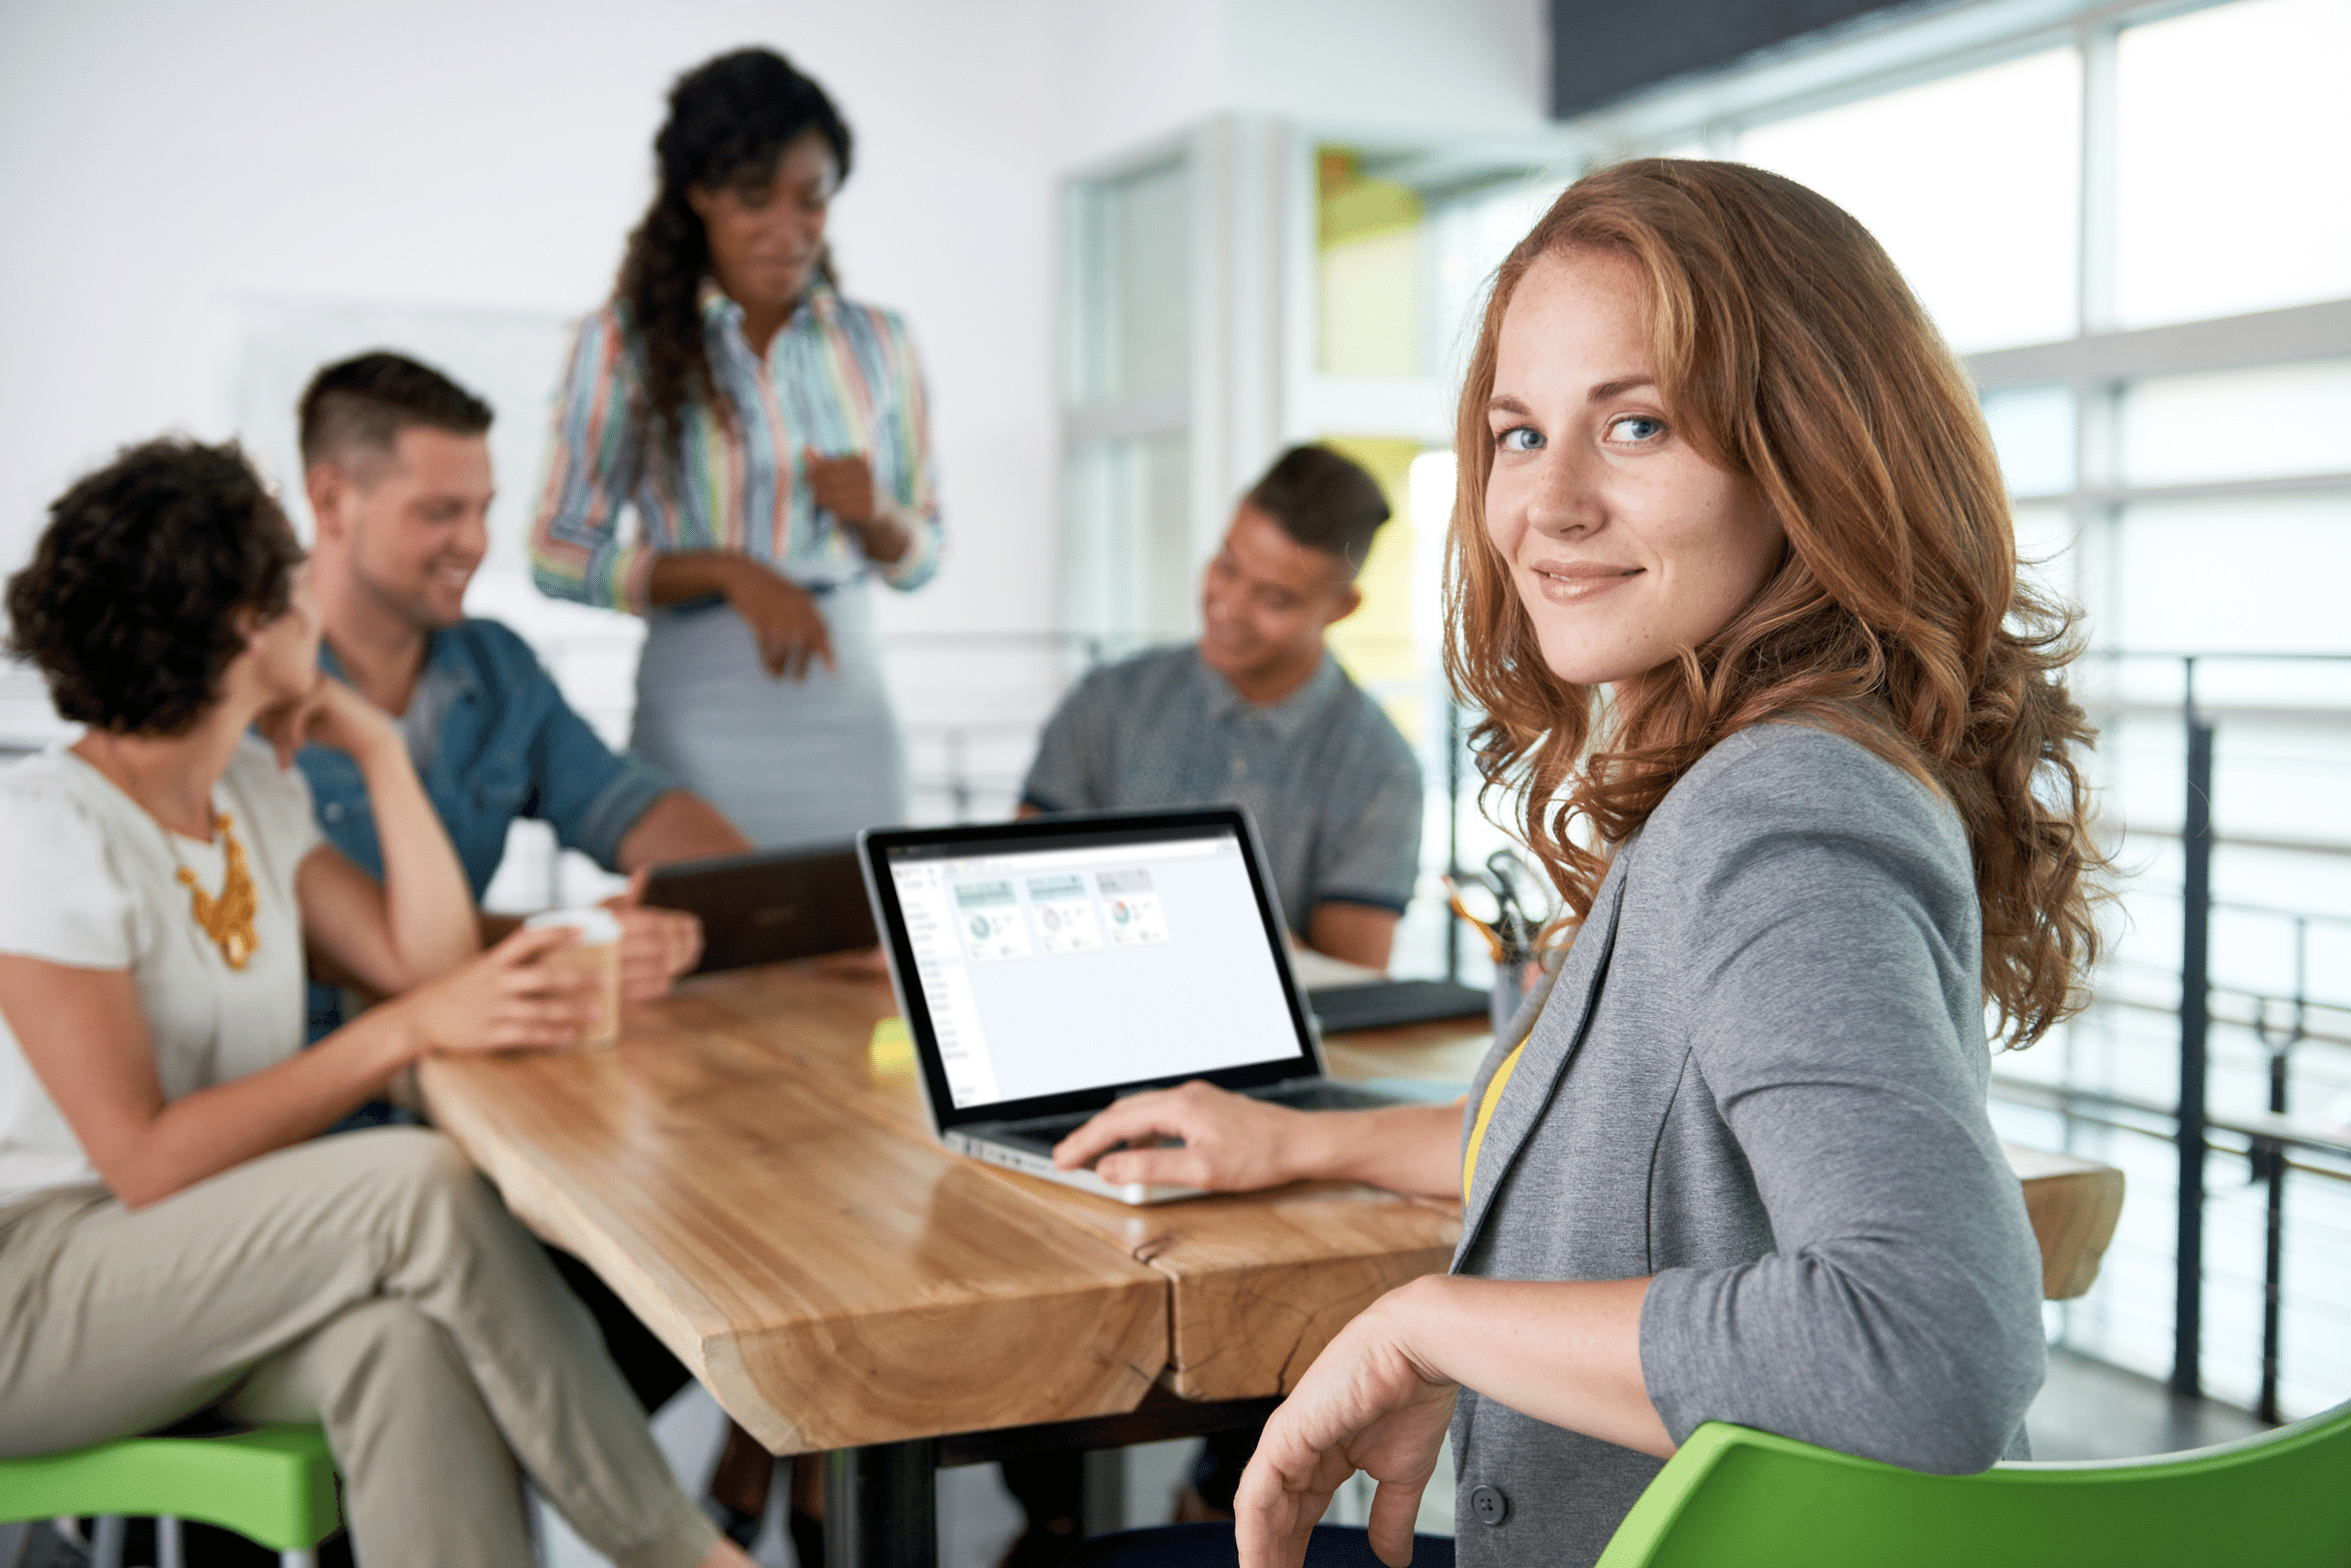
[1194,647,1342,739]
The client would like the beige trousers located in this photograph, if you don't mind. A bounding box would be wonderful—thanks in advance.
[0,1128,716,1568]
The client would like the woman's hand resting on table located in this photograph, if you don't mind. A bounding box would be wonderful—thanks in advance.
[1051,1080,1318,1192]
[396,924,597,1054]
[1235,1278,1459,1568]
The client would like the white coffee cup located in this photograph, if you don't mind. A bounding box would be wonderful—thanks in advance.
[525,907,624,1049]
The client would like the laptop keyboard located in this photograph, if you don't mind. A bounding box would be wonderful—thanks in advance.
[991,1111,1092,1154]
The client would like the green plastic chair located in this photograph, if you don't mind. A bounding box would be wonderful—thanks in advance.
[1596,1397,2351,1567]
[0,1423,340,1568]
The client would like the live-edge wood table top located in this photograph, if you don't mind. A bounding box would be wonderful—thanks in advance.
[420,961,2120,1458]
[416,960,1464,1454]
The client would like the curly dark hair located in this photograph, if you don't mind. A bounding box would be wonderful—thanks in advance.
[7,437,303,737]
[616,48,853,472]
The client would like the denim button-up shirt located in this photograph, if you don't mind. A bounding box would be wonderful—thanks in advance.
[300,619,677,1044]
[297,619,678,897]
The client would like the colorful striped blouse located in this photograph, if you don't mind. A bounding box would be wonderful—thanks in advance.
[530,278,942,613]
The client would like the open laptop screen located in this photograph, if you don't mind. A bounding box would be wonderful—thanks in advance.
[863,811,1318,1124]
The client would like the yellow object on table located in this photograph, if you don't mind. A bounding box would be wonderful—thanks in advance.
[869,1016,915,1081]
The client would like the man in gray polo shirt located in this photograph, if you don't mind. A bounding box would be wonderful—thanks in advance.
[1004,446,1424,1547]
[1021,443,1421,970]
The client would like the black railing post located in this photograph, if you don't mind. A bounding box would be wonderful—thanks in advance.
[2251,915,2306,1425]
[2172,658,2214,1400]
[2258,1046,2288,1423]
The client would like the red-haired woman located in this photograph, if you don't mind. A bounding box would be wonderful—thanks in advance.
[1053,159,2103,1567]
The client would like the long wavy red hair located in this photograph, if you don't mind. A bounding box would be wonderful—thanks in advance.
[1445,159,2103,1045]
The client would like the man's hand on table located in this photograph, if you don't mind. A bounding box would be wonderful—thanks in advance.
[604,869,704,1001]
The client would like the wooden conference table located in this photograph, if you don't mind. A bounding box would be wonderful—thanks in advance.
[417,960,2121,1568]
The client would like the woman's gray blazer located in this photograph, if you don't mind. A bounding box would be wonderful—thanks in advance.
[1449,722,2047,1567]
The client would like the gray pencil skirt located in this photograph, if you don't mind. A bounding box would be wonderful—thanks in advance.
[630,580,908,848]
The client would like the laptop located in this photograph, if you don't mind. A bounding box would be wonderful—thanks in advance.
[643,842,878,975]
[858,807,1410,1204]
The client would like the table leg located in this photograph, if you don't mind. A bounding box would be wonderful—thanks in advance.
[1080,1448,1125,1538]
[823,1438,938,1568]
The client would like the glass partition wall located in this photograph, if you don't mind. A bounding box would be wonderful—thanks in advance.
[1062,120,1588,980]
[1059,0,2348,1427]
[1062,150,1197,648]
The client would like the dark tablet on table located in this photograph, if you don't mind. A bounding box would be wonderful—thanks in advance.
[641,842,878,975]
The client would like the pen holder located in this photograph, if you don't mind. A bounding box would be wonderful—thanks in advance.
[1490,945,1563,1047]
[1490,954,1532,1041]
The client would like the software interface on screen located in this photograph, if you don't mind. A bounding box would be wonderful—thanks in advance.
[885,827,1302,1110]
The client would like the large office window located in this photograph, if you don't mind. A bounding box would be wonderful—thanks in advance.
[1061,14,2347,1423]
[1062,153,1196,648]
[1713,0,2351,1421]
[1292,0,2351,1419]
[1738,46,2082,352]
[2115,0,2351,327]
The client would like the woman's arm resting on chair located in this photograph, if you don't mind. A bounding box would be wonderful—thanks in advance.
[1235,1275,1669,1568]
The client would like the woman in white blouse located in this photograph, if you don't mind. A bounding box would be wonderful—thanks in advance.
[0,438,754,1568]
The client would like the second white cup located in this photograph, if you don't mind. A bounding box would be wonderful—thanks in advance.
[524,907,624,1049]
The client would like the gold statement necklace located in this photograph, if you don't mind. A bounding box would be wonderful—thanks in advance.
[171,811,261,970]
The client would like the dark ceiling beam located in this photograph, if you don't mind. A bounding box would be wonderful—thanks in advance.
[1550,0,1957,118]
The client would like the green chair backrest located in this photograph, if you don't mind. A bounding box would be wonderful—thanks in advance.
[0,1424,339,1552]
[1597,1398,2351,1568]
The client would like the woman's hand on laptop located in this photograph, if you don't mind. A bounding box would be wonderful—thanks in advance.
[1052,1081,1318,1192]
[1056,1082,1472,1202]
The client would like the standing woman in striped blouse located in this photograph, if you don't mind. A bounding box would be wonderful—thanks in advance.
[532,48,941,846]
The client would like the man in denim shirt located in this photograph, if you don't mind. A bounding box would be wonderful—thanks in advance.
[294,352,753,1426]
[295,353,751,1034]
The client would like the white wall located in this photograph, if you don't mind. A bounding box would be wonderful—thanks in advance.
[1047,0,1549,171]
[1225,0,1549,136]
[0,0,1067,639]
[0,0,1546,800]
[0,0,1548,598]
